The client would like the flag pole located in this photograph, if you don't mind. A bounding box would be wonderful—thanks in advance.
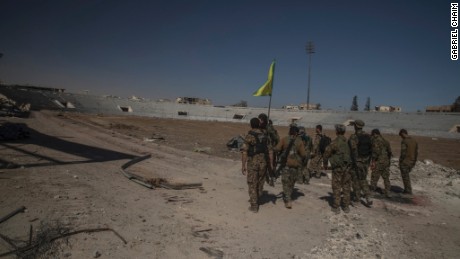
[267,59,275,121]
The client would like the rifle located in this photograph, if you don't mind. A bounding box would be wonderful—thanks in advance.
[265,152,276,187]
[274,136,296,180]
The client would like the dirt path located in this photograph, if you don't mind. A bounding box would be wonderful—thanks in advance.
[0,111,459,258]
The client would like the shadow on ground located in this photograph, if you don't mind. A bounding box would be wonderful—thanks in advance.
[0,123,136,169]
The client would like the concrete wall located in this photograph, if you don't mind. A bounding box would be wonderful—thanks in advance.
[1,86,459,139]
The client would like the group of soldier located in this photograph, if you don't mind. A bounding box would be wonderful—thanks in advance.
[241,114,419,214]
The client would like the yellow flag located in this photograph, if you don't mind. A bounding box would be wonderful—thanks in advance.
[253,61,275,96]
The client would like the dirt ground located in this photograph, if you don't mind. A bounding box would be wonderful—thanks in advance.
[1,111,459,259]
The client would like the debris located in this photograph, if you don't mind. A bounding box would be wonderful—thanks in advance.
[93,250,101,258]
[143,134,165,142]
[0,226,127,258]
[194,147,211,153]
[120,154,203,190]
[0,206,26,224]
[166,196,193,204]
[226,135,244,151]
[423,159,434,165]
[199,247,224,259]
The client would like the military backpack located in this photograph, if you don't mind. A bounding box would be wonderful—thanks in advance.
[319,135,332,155]
[329,137,351,169]
[357,133,372,157]
[247,131,268,157]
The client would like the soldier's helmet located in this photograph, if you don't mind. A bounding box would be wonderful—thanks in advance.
[353,119,365,129]
[335,124,346,134]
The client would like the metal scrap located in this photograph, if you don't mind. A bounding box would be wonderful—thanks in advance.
[0,227,127,258]
[0,206,26,225]
[199,247,224,259]
[120,154,203,190]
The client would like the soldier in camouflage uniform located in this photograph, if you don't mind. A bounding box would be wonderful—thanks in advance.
[241,118,273,213]
[323,124,352,214]
[348,119,373,206]
[309,125,324,178]
[370,129,393,197]
[273,126,306,209]
[258,114,279,146]
[298,126,313,184]
[258,114,279,185]
[398,129,418,195]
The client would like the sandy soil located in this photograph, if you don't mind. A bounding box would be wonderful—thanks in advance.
[0,111,459,259]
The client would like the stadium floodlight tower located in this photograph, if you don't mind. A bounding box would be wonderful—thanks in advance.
[306,41,315,110]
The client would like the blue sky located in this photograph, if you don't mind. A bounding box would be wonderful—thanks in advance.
[0,0,458,112]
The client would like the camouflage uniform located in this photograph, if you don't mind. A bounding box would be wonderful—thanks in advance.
[274,135,306,208]
[399,136,418,194]
[348,128,372,204]
[298,132,313,184]
[323,134,352,211]
[241,129,270,208]
[309,132,323,177]
[264,123,279,180]
[370,134,392,195]
[266,124,280,146]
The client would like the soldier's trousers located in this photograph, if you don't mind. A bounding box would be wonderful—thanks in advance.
[281,167,299,202]
[247,157,267,206]
[331,168,351,208]
[351,161,371,200]
[309,155,322,176]
[297,160,310,184]
[399,163,413,193]
[370,164,391,194]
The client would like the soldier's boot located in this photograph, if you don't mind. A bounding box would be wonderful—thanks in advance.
[365,197,373,207]
[249,204,259,213]
[343,206,350,214]
[351,192,360,206]
[331,207,340,214]
[284,200,292,209]
[384,186,392,198]
[369,184,377,192]
[402,178,412,195]
[296,175,304,185]
[403,186,413,195]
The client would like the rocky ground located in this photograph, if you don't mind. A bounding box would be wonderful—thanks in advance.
[0,111,459,259]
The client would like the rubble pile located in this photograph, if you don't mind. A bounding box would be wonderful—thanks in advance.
[0,94,30,117]
[389,158,460,188]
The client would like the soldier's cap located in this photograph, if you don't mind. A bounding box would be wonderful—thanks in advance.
[335,124,346,133]
[352,119,365,128]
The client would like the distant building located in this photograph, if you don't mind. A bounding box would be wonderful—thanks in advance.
[375,105,401,112]
[282,105,300,111]
[426,105,454,112]
[176,97,212,105]
[299,103,319,110]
